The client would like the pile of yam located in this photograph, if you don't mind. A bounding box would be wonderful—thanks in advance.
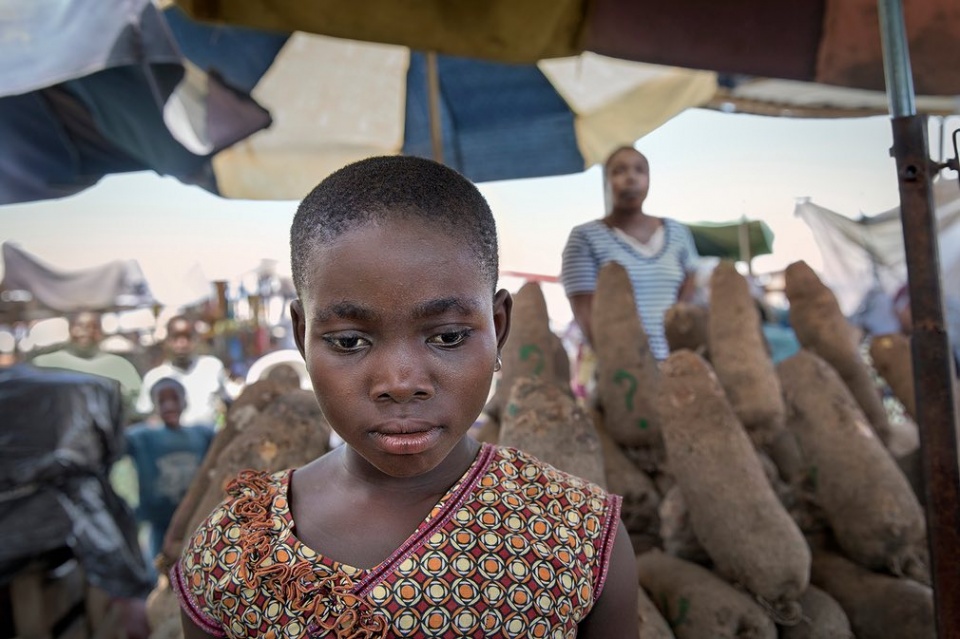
[151,261,938,639]
[478,262,933,638]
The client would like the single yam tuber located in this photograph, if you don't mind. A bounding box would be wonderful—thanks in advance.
[657,350,810,624]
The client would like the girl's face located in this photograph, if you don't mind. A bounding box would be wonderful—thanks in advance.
[604,148,650,211]
[292,217,511,479]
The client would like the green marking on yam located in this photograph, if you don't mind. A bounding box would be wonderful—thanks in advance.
[657,594,691,628]
[519,344,545,376]
[507,403,519,417]
[613,369,638,412]
[672,596,690,627]
[637,418,649,430]
[660,593,690,628]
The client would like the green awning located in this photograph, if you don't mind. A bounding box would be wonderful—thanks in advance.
[686,219,774,261]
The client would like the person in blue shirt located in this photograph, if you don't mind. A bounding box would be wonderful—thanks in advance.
[125,377,215,559]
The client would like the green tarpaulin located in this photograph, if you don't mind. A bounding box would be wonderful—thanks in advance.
[685,219,774,261]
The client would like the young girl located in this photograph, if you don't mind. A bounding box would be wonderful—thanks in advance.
[172,156,638,638]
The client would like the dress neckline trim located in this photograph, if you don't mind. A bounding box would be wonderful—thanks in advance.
[277,442,497,593]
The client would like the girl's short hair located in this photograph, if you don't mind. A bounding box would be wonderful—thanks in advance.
[290,156,499,296]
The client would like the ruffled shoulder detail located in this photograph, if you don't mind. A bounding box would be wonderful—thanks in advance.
[226,469,387,638]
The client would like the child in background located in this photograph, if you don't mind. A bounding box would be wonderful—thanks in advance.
[126,377,214,560]
[173,156,637,638]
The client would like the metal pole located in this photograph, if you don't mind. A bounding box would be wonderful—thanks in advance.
[878,2,960,637]
[877,0,916,118]
[737,218,753,275]
[426,51,444,164]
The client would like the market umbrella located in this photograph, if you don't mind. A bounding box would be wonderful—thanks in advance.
[161,6,717,200]
[166,2,960,200]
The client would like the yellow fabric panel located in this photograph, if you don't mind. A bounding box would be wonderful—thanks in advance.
[213,146,402,200]
[572,69,717,167]
[212,33,406,200]
[175,0,585,62]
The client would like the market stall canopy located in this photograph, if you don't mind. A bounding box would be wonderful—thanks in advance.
[6,3,959,206]
[0,1,716,204]
[795,178,960,315]
[165,0,958,199]
[0,243,157,322]
[162,7,716,199]
[176,0,960,96]
[685,219,775,262]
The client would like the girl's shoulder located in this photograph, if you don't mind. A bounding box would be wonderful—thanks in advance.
[484,446,623,601]
[488,445,615,516]
[187,469,293,542]
[223,467,290,496]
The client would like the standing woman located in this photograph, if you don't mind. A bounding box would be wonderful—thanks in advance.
[561,146,700,361]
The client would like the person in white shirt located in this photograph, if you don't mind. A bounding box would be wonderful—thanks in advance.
[136,316,228,427]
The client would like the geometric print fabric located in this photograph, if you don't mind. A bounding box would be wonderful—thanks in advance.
[173,443,622,638]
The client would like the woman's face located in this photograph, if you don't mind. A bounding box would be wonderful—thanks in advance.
[604,148,650,211]
[291,217,511,479]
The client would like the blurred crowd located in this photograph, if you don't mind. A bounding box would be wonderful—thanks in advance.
[1,311,305,638]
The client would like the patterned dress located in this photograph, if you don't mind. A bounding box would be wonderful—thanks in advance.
[172,444,622,638]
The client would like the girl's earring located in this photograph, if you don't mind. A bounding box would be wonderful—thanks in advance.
[494,354,502,372]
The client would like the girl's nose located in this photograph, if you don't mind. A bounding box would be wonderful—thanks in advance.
[370,346,434,403]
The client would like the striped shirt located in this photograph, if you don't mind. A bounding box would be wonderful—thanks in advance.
[561,218,700,360]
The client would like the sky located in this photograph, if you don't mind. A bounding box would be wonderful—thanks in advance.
[2,107,955,341]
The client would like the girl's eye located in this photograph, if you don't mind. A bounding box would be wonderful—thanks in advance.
[322,334,369,352]
[427,329,471,348]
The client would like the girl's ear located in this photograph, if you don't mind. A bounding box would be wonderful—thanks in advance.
[493,289,512,351]
[290,299,307,358]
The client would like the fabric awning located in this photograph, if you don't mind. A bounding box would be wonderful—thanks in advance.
[0,243,157,320]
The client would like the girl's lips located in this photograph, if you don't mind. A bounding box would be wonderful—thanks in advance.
[371,426,442,455]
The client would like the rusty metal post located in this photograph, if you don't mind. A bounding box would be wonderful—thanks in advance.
[891,115,960,638]
[879,1,960,635]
